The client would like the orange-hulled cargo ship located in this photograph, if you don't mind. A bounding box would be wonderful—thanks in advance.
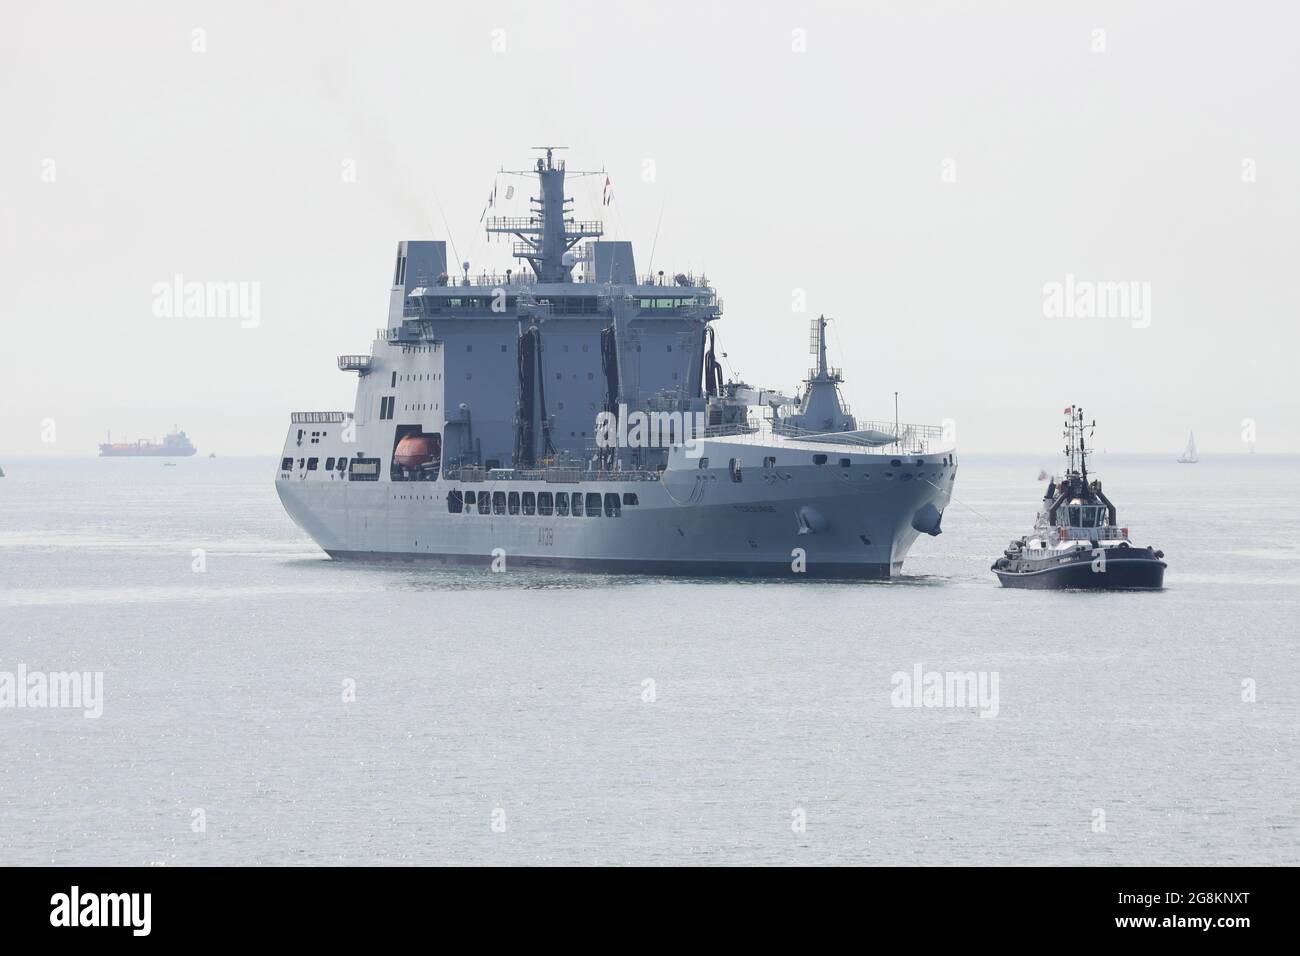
[99,427,197,457]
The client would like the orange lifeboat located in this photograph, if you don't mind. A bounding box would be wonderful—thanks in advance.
[393,434,438,469]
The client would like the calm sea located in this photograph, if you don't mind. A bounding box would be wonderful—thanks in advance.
[1,454,1296,865]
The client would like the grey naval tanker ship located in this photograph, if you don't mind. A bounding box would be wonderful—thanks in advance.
[275,149,957,578]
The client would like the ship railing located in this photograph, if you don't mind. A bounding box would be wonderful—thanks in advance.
[485,216,542,232]
[706,416,948,455]
[484,217,601,236]
[700,422,761,438]
[412,272,542,289]
[290,411,353,424]
[1058,526,1129,541]
[405,271,716,291]
[637,272,713,289]
[806,367,844,381]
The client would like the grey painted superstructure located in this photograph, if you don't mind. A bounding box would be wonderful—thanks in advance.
[276,149,956,577]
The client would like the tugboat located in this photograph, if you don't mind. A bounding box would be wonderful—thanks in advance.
[992,407,1165,590]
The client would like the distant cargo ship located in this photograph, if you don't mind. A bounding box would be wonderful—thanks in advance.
[99,427,197,457]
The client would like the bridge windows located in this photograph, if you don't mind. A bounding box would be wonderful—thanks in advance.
[325,457,335,470]
[586,493,603,517]
[478,491,491,514]
[622,493,638,506]
[729,458,743,482]
[447,489,463,513]
[307,457,319,470]
[538,492,553,515]
[604,493,621,517]
[813,454,827,465]
[556,492,570,516]
[571,493,583,516]
[522,492,536,515]
[493,492,507,515]
[508,492,520,515]
[280,457,293,471]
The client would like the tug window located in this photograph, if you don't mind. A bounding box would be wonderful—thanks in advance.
[522,492,536,515]
[1068,506,1082,526]
[325,457,335,471]
[280,457,293,471]
[478,492,491,514]
[447,489,463,513]
[508,492,520,515]
[556,492,570,516]
[622,493,638,506]
[337,457,348,471]
[538,492,553,516]
[307,457,319,471]
[464,491,476,505]
[571,493,584,517]
[605,493,621,517]
[493,492,507,515]
[586,493,602,517]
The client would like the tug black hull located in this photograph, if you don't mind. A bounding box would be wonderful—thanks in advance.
[992,551,1166,590]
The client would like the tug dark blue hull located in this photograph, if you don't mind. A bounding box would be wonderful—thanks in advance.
[992,548,1166,590]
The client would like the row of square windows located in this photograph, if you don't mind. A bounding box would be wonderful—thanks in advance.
[447,489,637,517]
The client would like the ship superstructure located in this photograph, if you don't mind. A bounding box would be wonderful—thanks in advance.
[275,149,957,578]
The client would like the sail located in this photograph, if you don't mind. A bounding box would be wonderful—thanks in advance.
[1178,431,1197,462]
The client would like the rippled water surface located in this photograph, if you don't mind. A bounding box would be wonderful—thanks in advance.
[1,454,1296,865]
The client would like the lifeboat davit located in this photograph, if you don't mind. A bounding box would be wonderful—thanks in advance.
[393,434,438,469]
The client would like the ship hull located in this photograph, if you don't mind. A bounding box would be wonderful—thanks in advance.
[992,552,1166,590]
[99,447,197,457]
[276,449,956,580]
[323,548,893,579]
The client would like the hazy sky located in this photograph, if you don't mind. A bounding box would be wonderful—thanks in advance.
[2,0,1296,456]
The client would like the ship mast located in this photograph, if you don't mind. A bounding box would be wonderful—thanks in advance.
[1063,406,1095,482]
[485,146,603,282]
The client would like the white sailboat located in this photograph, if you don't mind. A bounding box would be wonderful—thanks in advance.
[1178,431,1198,463]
